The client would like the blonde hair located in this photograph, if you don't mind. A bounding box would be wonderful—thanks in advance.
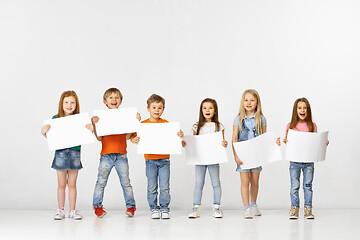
[103,88,123,101]
[57,90,80,118]
[237,89,264,134]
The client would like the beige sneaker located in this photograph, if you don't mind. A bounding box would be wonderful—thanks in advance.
[289,206,299,219]
[304,207,315,219]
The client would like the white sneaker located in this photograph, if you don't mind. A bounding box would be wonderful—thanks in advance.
[243,207,253,219]
[188,205,200,218]
[251,204,261,216]
[151,209,161,219]
[161,210,170,219]
[54,209,65,220]
[212,204,223,218]
[68,210,82,220]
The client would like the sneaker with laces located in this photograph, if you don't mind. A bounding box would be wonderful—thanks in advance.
[304,207,315,219]
[151,209,161,219]
[126,206,136,217]
[212,204,223,218]
[243,207,253,219]
[188,205,200,218]
[94,206,107,218]
[161,210,170,219]
[68,210,82,220]
[251,204,261,216]
[54,209,65,220]
[289,206,299,219]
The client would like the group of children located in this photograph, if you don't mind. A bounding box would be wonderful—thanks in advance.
[41,88,329,221]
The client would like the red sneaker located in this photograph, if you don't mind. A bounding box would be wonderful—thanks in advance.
[126,206,136,217]
[94,206,107,218]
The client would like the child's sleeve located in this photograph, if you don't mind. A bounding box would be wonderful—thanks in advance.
[261,116,267,127]
[233,115,240,127]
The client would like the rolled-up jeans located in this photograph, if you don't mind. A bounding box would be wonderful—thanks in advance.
[290,162,314,208]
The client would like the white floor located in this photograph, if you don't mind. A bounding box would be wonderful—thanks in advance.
[0,209,358,240]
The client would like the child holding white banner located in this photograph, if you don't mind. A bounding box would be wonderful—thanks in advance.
[183,98,228,219]
[132,94,184,219]
[232,89,266,219]
[41,90,93,220]
[276,97,329,219]
[91,88,139,218]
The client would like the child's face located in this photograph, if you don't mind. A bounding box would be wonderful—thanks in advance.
[63,96,76,116]
[104,93,122,109]
[244,93,257,112]
[202,102,215,122]
[297,101,307,121]
[147,102,164,120]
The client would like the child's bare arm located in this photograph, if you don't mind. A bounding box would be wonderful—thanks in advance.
[41,124,51,138]
[91,116,102,141]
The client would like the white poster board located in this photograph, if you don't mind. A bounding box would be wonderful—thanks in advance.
[183,132,228,165]
[233,131,282,169]
[285,129,329,162]
[44,113,94,151]
[93,107,139,136]
[137,122,182,155]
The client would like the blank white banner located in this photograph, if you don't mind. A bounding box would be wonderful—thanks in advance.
[137,122,182,155]
[183,132,228,165]
[93,107,139,136]
[285,129,329,163]
[44,113,94,151]
[233,131,282,169]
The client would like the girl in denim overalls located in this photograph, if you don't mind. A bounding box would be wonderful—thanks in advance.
[41,90,93,220]
[184,98,228,218]
[276,97,329,219]
[232,89,266,219]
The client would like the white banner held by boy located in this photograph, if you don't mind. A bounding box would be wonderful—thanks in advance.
[93,107,139,136]
[137,122,182,155]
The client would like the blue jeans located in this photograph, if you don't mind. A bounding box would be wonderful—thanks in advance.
[146,158,170,211]
[194,164,221,206]
[290,162,314,208]
[93,153,136,209]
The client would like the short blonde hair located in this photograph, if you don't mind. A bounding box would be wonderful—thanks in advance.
[103,88,123,101]
[147,94,165,108]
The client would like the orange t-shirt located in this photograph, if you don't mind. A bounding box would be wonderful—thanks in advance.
[100,134,127,155]
[141,118,171,160]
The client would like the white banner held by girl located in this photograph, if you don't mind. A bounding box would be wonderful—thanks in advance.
[233,131,282,169]
[184,132,228,165]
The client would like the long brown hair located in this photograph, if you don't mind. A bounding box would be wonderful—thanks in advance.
[289,97,314,132]
[195,98,220,135]
[237,89,265,134]
[56,90,80,118]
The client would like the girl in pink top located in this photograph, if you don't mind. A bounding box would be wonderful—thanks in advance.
[276,97,328,220]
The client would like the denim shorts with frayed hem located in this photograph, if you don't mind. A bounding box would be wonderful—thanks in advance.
[236,165,262,173]
[51,148,82,171]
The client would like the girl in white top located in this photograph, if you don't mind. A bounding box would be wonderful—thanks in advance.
[183,98,228,218]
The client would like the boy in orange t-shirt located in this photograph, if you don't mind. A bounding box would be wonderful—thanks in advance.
[132,94,183,219]
[91,88,139,218]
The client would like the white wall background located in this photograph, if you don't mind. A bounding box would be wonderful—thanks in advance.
[0,0,359,210]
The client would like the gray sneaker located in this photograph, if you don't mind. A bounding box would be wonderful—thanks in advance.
[188,205,200,218]
[212,204,223,218]
[54,209,65,220]
[151,209,161,219]
[243,208,253,219]
[251,204,261,216]
[161,210,170,219]
[68,210,82,220]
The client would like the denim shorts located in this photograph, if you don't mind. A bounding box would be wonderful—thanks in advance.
[51,148,82,171]
[236,165,262,173]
